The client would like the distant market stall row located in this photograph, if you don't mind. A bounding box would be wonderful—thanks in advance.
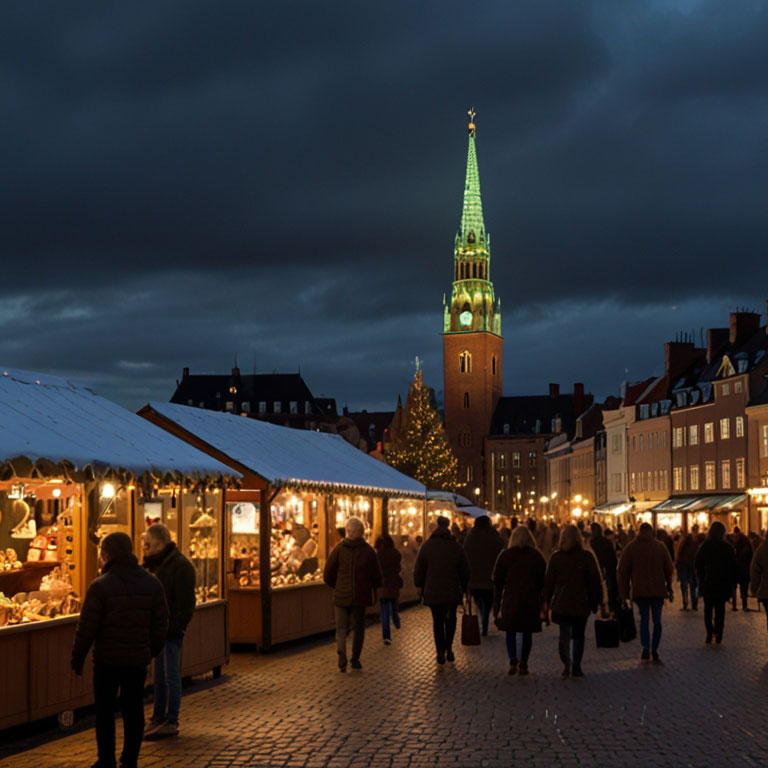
[0,369,476,729]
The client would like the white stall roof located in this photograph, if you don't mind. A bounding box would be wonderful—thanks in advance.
[0,368,238,480]
[146,401,426,498]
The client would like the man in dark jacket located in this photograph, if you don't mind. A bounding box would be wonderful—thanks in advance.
[589,522,618,610]
[414,516,470,664]
[142,523,196,738]
[71,532,168,768]
[463,515,504,636]
[695,522,738,644]
[323,517,382,671]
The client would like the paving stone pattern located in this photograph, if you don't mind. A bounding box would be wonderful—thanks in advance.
[3,596,768,768]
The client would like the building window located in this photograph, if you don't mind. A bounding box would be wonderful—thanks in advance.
[512,452,521,468]
[673,427,685,448]
[735,416,744,438]
[492,357,497,375]
[463,392,470,409]
[736,458,745,488]
[290,401,298,414]
[662,431,667,448]
[720,418,730,439]
[764,425,768,457]
[198,401,205,408]
[632,435,636,452]
[704,422,714,443]
[465,464,473,483]
[259,401,267,413]
[187,399,194,406]
[225,401,234,412]
[273,401,282,413]
[722,382,730,396]
[503,423,510,434]
[705,461,716,490]
[611,434,622,454]
[459,351,472,374]
[673,466,685,491]
[630,472,636,493]
[640,404,649,419]
[242,401,251,413]
[528,451,537,466]
[639,434,644,451]
[647,471,652,491]
[460,430,471,447]
[689,425,698,445]
[499,453,506,469]
[721,460,731,489]
[734,380,743,394]
[690,465,700,491]
[612,473,622,493]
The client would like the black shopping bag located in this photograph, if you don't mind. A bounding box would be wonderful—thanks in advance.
[617,605,637,643]
[594,616,620,648]
[461,596,481,646]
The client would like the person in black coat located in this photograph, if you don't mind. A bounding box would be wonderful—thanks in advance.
[414,516,470,664]
[695,521,738,644]
[729,527,753,611]
[463,515,504,636]
[589,522,618,610]
[492,526,546,675]
[71,532,168,768]
[376,535,402,644]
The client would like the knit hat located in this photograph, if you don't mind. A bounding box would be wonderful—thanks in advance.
[101,531,134,561]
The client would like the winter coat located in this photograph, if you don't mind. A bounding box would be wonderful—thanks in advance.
[492,546,546,633]
[71,555,168,671]
[590,533,618,603]
[675,534,698,578]
[731,533,753,581]
[413,527,470,606]
[324,537,382,607]
[377,546,402,600]
[463,524,504,590]
[617,528,674,601]
[750,541,768,600]
[695,539,738,602]
[143,541,196,635]
[544,548,602,620]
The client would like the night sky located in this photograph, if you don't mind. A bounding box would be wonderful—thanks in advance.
[3,1,768,413]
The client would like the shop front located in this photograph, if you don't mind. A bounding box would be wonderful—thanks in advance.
[649,494,747,533]
[139,402,426,650]
[0,370,238,730]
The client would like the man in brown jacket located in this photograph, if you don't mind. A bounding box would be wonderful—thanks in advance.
[323,517,382,671]
[618,522,674,664]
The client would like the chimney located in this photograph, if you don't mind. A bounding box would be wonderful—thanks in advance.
[706,328,729,364]
[729,310,760,346]
[182,367,190,378]
[549,383,560,399]
[664,341,701,382]
[573,382,585,417]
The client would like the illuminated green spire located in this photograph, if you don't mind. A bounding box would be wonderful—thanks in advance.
[460,109,485,247]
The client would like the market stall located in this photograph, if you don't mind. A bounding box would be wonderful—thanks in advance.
[648,494,747,533]
[385,497,426,603]
[139,402,426,649]
[0,370,238,730]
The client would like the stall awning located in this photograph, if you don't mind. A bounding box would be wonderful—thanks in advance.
[651,494,747,513]
[0,368,239,483]
[144,402,426,498]
[593,501,633,515]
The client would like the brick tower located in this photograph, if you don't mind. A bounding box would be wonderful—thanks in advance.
[443,109,503,504]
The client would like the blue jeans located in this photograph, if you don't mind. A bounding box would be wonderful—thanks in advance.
[635,598,663,653]
[153,633,183,723]
[506,631,532,664]
[471,589,494,635]
[380,598,400,640]
[556,616,587,669]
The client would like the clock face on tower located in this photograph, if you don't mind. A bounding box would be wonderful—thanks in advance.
[459,310,472,328]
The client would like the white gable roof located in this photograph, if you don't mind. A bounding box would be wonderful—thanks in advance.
[146,401,425,497]
[0,368,237,480]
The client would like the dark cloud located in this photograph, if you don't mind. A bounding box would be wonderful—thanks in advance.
[1,1,767,410]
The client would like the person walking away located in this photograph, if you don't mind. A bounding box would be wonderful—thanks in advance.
[675,532,699,611]
[71,532,168,768]
[617,522,674,663]
[657,528,675,561]
[492,526,546,675]
[413,515,470,664]
[695,521,738,644]
[376,535,402,644]
[544,524,602,679]
[730,527,753,611]
[616,523,629,549]
[589,523,618,611]
[750,535,768,633]
[463,515,504,636]
[324,517,382,671]
[142,523,196,738]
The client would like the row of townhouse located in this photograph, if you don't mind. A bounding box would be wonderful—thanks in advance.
[545,306,768,533]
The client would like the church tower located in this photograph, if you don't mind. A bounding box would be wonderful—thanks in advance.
[442,110,503,504]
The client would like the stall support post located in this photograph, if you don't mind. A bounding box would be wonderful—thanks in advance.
[381,496,389,537]
[259,488,272,652]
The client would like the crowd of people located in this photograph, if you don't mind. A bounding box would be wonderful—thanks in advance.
[323,514,768,679]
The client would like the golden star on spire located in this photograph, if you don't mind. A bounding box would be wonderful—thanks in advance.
[467,106,476,134]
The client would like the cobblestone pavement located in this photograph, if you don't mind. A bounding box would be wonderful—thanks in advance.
[3,595,768,768]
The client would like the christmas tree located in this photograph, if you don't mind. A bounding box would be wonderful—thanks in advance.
[386,363,458,491]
